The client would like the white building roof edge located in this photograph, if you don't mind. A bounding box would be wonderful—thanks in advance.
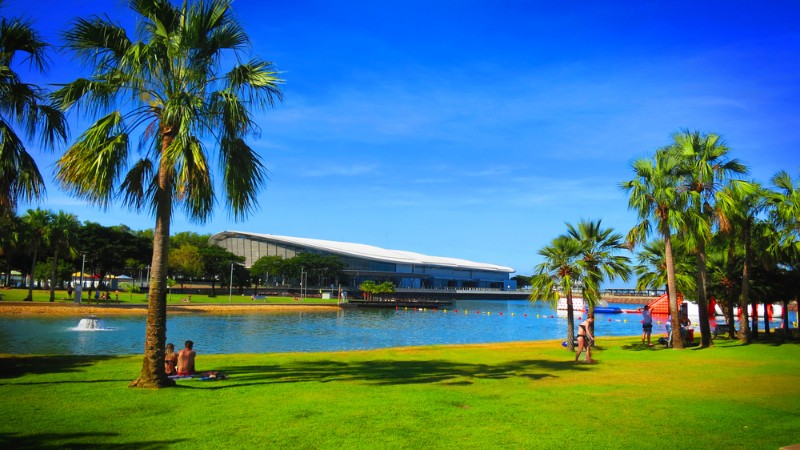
[210,231,515,273]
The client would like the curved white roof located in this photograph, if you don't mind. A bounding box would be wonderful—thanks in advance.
[210,231,514,273]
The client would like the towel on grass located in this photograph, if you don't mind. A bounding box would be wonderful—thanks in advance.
[169,371,228,381]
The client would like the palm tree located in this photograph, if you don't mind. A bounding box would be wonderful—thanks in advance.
[47,211,80,302]
[716,180,769,343]
[53,0,283,388]
[673,130,747,347]
[0,7,68,215]
[771,171,800,231]
[768,170,800,332]
[563,219,632,308]
[621,147,687,349]
[20,208,52,301]
[705,233,740,338]
[529,235,590,351]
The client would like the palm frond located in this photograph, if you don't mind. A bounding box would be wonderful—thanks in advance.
[0,16,49,70]
[119,157,155,211]
[0,119,45,213]
[55,112,129,207]
[132,0,181,39]
[173,135,214,222]
[0,67,38,117]
[219,135,266,220]
[187,0,248,58]
[226,59,284,108]
[26,103,68,149]
[62,16,131,70]
[51,73,128,116]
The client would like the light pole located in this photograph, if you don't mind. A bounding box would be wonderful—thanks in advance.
[300,267,305,299]
[77,253,86,304]
[80,253,86,285]
[228,262,235,303]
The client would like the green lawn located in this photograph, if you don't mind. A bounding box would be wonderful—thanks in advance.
[0,287,338,305]
[1,337,798,449]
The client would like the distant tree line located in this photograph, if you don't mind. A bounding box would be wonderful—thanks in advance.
[0,211,350,298]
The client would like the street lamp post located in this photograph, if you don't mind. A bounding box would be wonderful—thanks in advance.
[77,253,86,304]
[300,267,304,299]
[228,262,234,303]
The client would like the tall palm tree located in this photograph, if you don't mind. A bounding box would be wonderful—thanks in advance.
[53,0,283,388]
[563,219,632,308]
[622,147,687,349]
[716,179,769,343]
[47,211,80,302]
[0,6,68,215]
[529,235,590,351]
[20,208,52,301]
[768,170,800,332]
[673,130,747,347]
[705,233,740,338]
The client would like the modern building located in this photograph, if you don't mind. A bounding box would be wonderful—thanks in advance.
[209,231,515,290]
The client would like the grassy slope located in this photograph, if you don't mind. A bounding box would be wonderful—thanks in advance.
[1,337,798,449]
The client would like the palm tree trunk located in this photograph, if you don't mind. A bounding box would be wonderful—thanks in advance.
[49,248,59,302]
[566,292,575,351]
[130,137,176,388]
[695,241,711,347]
[663,226,683,349]
[738,218,752,343]
[725,241,737,339]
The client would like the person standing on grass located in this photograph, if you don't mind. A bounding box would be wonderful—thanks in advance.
[641,304,653,345]
[177,340,196,376]
[575,316,594,363]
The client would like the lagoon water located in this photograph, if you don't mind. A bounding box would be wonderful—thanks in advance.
[0,300,668,355]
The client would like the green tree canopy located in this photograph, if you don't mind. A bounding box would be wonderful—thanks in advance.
[168,244,203,289]
[359,280,395,300]
[0,8,68,215]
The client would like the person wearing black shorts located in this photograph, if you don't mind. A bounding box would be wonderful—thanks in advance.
[641,304,653,346]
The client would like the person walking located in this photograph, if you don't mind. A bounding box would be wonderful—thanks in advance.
[575,316,595,363]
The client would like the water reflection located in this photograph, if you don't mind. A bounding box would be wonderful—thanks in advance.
[0,299,768,355]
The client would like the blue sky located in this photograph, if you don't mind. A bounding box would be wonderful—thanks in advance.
[6,0,800,281]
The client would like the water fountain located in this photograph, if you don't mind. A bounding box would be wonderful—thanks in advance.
[72,316,111,331]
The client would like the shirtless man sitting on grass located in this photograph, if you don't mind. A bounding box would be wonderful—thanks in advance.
[176,340,196,376]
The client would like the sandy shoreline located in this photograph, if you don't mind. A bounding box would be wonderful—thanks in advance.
[0,302,340,316]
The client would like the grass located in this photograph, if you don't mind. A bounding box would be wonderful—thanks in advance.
[0,287,339,305]
[1,337,798,449]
